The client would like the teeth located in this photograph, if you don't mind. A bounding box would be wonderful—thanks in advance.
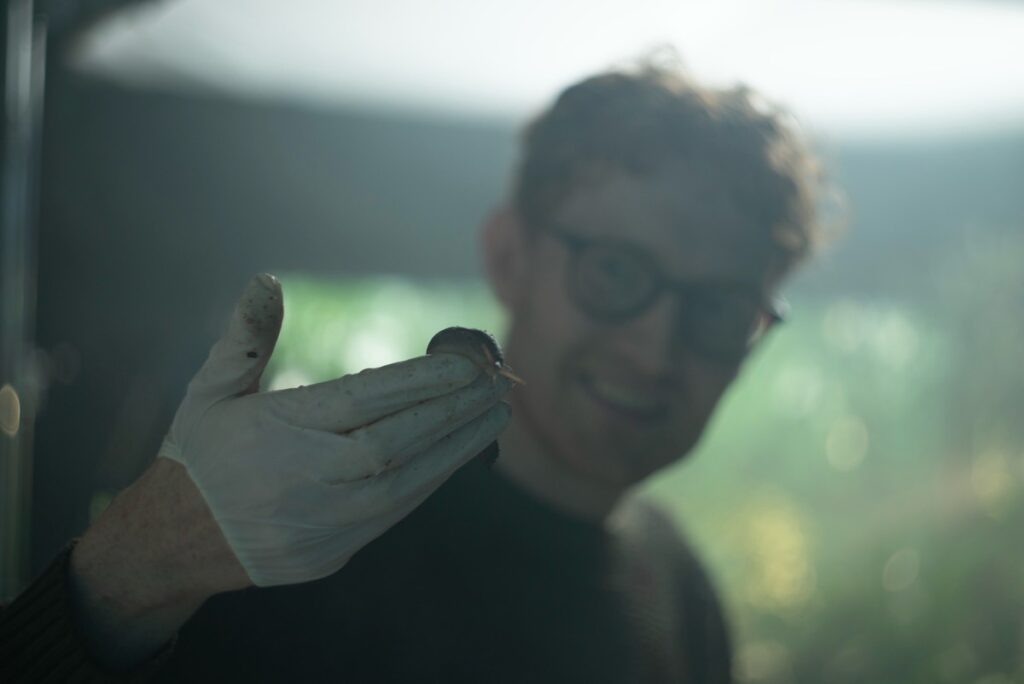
[589,378,662,413]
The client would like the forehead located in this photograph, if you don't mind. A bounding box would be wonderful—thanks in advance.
[550,165,778,287]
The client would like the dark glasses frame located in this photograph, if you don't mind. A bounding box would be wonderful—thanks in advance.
[538,223,788,363]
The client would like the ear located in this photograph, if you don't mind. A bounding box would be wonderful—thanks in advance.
[480,206,529,310]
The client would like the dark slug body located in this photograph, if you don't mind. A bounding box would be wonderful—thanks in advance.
[427,327,505,467]
[426,327,504,368]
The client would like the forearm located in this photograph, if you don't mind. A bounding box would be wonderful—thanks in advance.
[68,458,250,670]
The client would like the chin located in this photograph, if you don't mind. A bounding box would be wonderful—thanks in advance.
[563,431,695,489]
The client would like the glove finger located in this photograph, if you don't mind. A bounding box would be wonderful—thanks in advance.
[265,353,482,433]
[341,373,512,475]
[293,371,509,483]
[187,274,284,407]
[232,405,508,586]
[356,401,510,514]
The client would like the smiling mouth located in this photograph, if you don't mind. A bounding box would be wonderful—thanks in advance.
[580,375,670,423]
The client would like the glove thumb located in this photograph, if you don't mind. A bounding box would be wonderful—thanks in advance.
[187,273,284,405]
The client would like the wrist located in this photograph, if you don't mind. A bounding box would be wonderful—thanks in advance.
[67,458,250,668]
[73,458,243,605]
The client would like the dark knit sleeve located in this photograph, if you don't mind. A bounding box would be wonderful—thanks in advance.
[0,543,173,683]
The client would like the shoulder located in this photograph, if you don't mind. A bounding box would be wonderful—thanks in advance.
[609,495,717,594]
[610,496,735,683]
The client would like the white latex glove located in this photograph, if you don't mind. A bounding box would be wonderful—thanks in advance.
[159,274,511,587]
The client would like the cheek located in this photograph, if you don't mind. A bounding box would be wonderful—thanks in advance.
[517,304,586,397]
[516,255,593,366]
[508,274,605,432]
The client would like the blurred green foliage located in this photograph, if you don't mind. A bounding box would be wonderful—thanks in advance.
[267,239,1024,683]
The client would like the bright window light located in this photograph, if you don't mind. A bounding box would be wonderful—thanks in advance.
[74,0,1024,136]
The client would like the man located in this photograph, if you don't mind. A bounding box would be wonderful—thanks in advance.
[1,61,823,682]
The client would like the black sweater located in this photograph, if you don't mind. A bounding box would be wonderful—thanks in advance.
[2,460,732,683]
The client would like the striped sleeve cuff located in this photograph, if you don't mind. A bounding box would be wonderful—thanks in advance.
[0,541,173,683]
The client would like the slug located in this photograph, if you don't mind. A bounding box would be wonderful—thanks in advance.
[426,327,522,467]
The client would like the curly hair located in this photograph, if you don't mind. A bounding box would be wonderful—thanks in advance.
[514,59,831,272]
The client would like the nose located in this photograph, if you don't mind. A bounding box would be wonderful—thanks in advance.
[608,293,680,377]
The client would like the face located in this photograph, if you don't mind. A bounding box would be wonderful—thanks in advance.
[496,164,783,489]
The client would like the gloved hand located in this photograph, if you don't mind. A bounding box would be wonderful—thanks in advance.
[159,274,511,587]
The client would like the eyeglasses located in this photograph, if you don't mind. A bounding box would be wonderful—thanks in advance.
[539,224,787,364]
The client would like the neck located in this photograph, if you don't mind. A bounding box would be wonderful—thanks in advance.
[494,391,626,523]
